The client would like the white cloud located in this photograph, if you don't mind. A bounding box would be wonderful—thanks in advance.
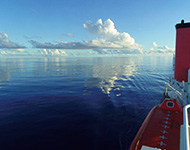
[0,32,25,49]
[39,49,67,56]
[0,51,7,55]
[152,42,174,53]
[30,19,142,53]
[152,42,157,47]
[0,50,25,55]
[83,19,141,50]
[83,19,118,37]
[16,48,25,52]
[0,48,26,56]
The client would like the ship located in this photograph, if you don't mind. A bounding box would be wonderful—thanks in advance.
[130,20,190,150]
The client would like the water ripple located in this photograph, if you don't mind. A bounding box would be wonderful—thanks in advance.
[0,55,173,150]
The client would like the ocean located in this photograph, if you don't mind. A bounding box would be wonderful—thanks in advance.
[0,55,173,150]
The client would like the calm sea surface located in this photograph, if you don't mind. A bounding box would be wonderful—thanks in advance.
[0,55,173,150]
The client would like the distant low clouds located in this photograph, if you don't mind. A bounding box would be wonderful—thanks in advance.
[30,19,142,52]
[39,49,67,56]
[0,32,26,54]
[94,49,143,55]
[151,42,174,53]
[0,32,25,49]
[0,48,26,55]
[30,40,88,49]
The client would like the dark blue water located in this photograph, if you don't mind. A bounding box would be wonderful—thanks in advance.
[0,55,173,150]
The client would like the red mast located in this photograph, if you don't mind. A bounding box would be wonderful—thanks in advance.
[175,20,190,82]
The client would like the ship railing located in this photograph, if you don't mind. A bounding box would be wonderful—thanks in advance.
[165,84,186,107]
[165,77,188,105]
[166,68,190,105]
[182,104,190,150]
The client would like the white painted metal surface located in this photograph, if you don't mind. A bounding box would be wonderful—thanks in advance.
[183,104,190,150]
[141,146,161,150]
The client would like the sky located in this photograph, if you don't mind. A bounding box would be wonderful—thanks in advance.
[0,0,190,56]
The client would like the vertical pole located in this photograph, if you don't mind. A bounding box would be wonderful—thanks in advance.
[188,68,190,104]
[184,105,190,150]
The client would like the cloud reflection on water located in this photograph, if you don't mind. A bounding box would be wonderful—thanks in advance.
[0,57,140,96]
[84,57,140,97]
[0,58,26,88]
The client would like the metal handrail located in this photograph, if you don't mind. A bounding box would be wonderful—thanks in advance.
[165,82,183,96]
[164,82,186,106]
[165,77,189,105]
[183,104,190,150]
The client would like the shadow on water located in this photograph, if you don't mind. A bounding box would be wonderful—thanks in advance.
[0,55,173,150]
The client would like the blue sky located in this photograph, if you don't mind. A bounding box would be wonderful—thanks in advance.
[0,0,190,56]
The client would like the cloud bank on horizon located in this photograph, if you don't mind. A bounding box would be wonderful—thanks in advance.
[150,42,174,53]
[0,33,25,53]
[0,19,175,56]
[39,49,67,56]
[30,19,142,52]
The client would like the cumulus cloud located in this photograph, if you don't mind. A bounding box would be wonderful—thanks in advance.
[0,32,25,49]
[30,19,142,52]
[152,42,174,53]
[83,19,141,50]
[39,49,67,56]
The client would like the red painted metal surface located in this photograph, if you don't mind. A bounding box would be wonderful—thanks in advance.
[175,25,190,82]
[130,99,183,150]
